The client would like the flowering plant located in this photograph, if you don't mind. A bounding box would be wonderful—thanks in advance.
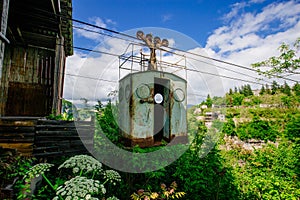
[131,181,185,200]
[24,155,120,200]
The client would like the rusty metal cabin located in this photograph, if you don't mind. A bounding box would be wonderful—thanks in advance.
[118,32,187,147]
[119,71,187,147]
[0,0,73,117]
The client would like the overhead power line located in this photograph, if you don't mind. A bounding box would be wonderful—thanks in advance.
[57,43,269,86]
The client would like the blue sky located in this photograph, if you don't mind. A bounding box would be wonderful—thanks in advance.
[65,0,300,104]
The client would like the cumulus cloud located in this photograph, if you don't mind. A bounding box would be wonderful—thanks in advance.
[207,1,300,56]
[64,37,129,106]
[204,0,300,92]
[161,14,173,22]
[64,1,300,105]
[74,17,116,42]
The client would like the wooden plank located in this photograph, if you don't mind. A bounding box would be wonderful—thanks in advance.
[0,143,33,150]
[36,130,78,135]
[0,132,35,137]
[0,126,35,132]
[0,120,36,126]
[0,138,34,142]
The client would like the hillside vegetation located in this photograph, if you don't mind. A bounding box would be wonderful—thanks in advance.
[187,82,300,199]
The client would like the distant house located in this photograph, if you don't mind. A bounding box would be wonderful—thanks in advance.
[0,0,73,116]
[253,89,260,96]
[193,108,202,114]
[205,112,213,122]
[201,105,208,109]
[218,114,225,121]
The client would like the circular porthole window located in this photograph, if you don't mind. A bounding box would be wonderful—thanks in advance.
[174,88,185,102]
[136,84,151,99]
[154,93,164,104]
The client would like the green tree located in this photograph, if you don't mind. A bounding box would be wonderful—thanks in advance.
[206,94,213,108]
[229,88,233,95]
[234,86,238,93]
[285,114,300,142]
[95,100,119,144]
[252,38,300,78]
[232,93,244,106]
[222,118,236,136]
[265,84,271,94]
[282,81,292,96]
[245,84,253,96]
[259,85,265,95]
[281,95,292,108]
[293,82,300,96]
[271,80,279,95]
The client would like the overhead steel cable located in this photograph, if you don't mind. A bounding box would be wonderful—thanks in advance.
[59,43,269,86]
[73,25,137,43]
[64,73,117,83]
[71,46,121,57]
[185,61,264,86]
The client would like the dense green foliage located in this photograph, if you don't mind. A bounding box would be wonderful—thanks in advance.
[236,115,278,142]
[222,140,300,199]
[95,100,119,144]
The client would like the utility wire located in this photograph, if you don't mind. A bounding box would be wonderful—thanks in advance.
[64,73,117,83]
[71,24,275,84]
[60,43,270,86]
[72,46,120,57]
[70,29,270,84]
[185,61,264,86]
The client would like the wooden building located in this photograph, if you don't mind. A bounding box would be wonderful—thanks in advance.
[0,0,73,116]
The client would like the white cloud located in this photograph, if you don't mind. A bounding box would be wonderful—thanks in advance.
[161,14,173,22]
[74,17,116,42]
[63,37,129,105]
[205,1,300,84]
[249,0,266,4]
[208,0,300,56]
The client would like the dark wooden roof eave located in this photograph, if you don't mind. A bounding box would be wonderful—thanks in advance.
[6,0,73,56]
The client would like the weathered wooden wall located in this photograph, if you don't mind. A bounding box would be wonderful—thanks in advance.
[0,46,56,116]
[0,0,10,117]
[0,117,94,157]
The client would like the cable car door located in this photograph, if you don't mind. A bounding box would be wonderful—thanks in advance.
[154,77,170,142]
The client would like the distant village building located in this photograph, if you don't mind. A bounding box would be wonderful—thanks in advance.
[193,108,202,115]
[201,105,208,109]
[218,114,225,121]
[0,0,73,116]
[252,89,260,96]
